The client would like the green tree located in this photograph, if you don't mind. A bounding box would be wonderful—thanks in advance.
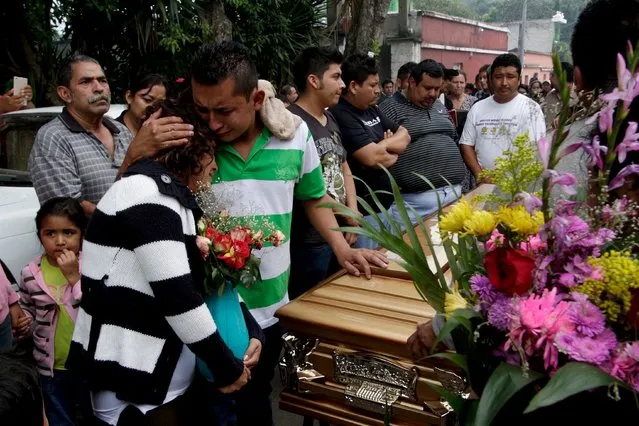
[0,0,331,106]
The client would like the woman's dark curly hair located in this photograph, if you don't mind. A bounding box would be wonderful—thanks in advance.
[146,97,216,181]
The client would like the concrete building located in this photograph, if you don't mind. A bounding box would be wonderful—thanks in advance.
[380,10,509,86]
[496,18,556,84]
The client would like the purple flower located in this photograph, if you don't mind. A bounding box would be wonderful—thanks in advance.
[616,122,639,163]
[599,55,639,109]
[554,200,582,217]
[470,274,496,305]
[569,294,606,337]
[609,164,639,190]
[544,170,577,195]
[610,342,639,391]
[487,295,513,330]
[599,106,615,134]
[513,192,542,214]
[538,136,551,168]
[580,136,608,170]
[555,329,617,366]
[558,255,599,288]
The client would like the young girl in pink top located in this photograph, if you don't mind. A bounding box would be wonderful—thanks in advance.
[18,197,88,426]
[0,259,30,350]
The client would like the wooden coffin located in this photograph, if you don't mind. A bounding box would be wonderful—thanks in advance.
[275,185,494,425]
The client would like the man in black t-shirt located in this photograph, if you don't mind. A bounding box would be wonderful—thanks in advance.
[287,46,361,298]
[330,54,410,249]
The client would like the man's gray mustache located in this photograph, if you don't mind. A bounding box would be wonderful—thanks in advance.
[89,94,111,104]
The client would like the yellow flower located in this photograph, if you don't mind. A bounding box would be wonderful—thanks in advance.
[576,251,639,324]
[463,210,498,238]
[439,197,474,236]
[498,205,544,237]
[444,286,468,318]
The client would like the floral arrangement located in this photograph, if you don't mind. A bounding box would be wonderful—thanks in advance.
[329,50,639,424]
[194,191,284,295]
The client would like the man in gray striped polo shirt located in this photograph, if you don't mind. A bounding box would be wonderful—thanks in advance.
[379,59,466,226]
[28,55,192,215]
[28,55,132,215]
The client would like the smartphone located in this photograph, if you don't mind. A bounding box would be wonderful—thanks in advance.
[13,76,28,106]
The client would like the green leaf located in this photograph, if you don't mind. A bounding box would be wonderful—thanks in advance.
[474,363,544,426]
[431,316,472,352]
[427,352,469,374]
[451,308,483,321]
[524,362,617,414]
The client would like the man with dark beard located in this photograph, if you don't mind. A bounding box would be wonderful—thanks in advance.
[28,55,132,215]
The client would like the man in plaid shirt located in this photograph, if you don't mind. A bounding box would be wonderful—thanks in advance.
[28,55,192,215]
[28,55,132,215]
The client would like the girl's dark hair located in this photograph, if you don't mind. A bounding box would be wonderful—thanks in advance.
[146,97,216,180]
[127,73,168,96]
[35,197,88,238]
[0,350,44,426]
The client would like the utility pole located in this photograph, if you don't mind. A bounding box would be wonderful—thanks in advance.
[518,0,528,66]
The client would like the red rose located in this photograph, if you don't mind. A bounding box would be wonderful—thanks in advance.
[230,227,252,245]
[484,247,535,296]
[213,234,231,253]
[217,240,251,269]
[205,226,217,240]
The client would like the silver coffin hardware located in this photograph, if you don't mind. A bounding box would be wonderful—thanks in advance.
[279,333,325,393]
[333,352,419,416]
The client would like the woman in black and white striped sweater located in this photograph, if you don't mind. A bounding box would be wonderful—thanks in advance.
[66,99,263,426]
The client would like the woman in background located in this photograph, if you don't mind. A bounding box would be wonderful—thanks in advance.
[117,74,168,135]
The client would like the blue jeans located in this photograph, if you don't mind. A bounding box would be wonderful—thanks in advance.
[0,314,12,350]
[288,243,334,299]
[41,370,92,426]
[354,185,461,249]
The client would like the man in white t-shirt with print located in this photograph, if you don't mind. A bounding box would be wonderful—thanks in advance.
[460,54,546,179]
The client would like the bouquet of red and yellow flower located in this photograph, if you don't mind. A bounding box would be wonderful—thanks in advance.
[195,210,284,295]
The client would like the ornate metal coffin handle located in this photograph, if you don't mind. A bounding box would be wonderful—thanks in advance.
[278,333,325,393]
[333,352,419,417]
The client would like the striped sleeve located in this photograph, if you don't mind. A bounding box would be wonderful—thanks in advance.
[18,267,36,321]
[294,124,326,201]
[118,194,244,387]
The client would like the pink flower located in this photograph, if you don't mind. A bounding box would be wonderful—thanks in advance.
[609,342,639,392]
[537,136,551,168]
[579,136,608,170]
[616,122,639,163]
[544,170,577,195]
[609,164,639,190]
[175,77,185,83]
[513,192,542,214]
[506,288,573,371]
[599,54,639,109]
[195,236,211,260]
[485,229,505,251]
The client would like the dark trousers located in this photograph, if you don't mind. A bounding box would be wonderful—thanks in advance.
[236,323,283,426]
[40,370,93,426]
[288,243,334,300]
[194,323,284,426]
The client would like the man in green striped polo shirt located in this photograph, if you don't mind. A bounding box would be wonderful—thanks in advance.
[190,42,388,425]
